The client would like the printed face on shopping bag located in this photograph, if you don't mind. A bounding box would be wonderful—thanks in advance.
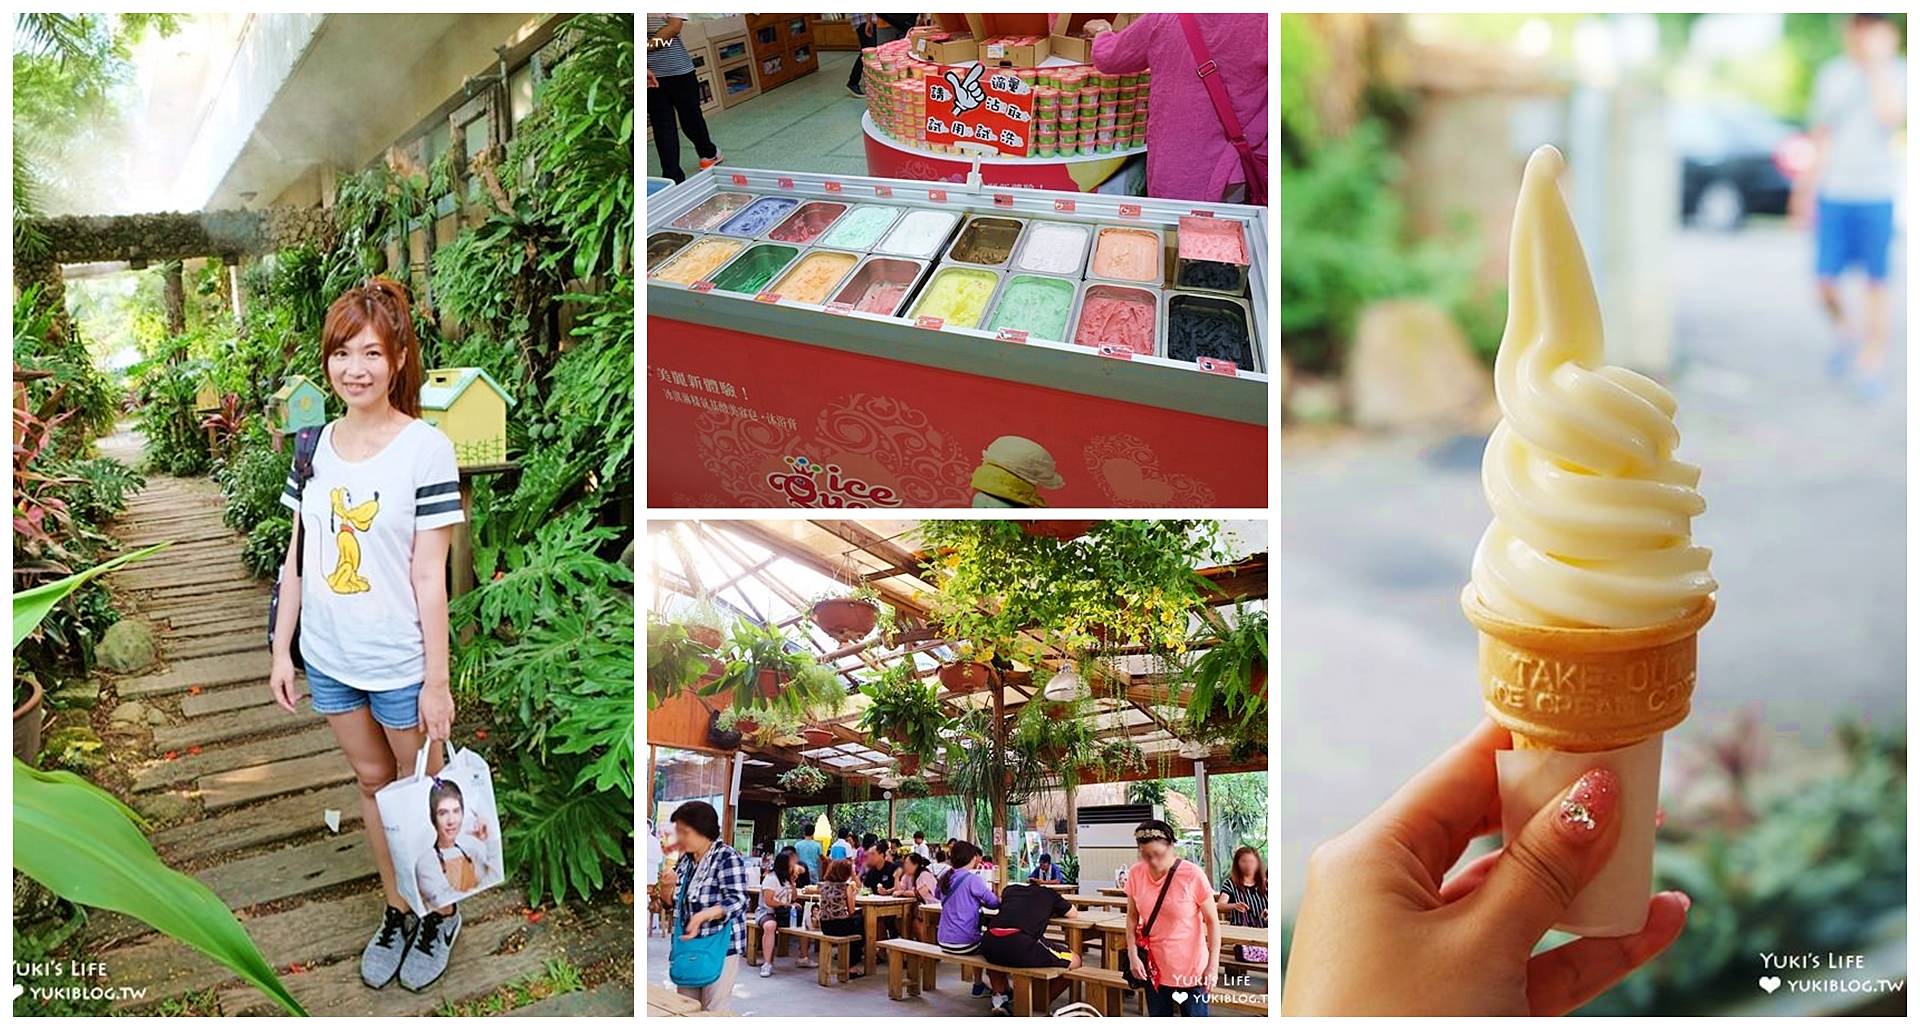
[433,785,465,847]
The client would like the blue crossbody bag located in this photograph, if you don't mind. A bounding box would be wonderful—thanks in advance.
[669,861,729,988]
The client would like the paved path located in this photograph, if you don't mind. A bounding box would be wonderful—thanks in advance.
[90,435,633,1014]
[1280,224,1907,914]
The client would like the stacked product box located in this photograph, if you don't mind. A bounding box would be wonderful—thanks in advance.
[861,37,1149,158]
[646,171,1264,374]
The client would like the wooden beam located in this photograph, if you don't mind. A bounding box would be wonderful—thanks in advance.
[720,521,931,619]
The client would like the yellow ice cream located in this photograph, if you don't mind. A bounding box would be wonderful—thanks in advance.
[910,268,998,328]
[771,250,859,304]
[651,237,745,286]
[1470,146,1716,629]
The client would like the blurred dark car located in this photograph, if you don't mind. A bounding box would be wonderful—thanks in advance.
[1670,103,1813,230]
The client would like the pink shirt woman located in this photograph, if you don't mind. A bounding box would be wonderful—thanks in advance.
[1122,855,1216,987]
[1090,14,1269,203]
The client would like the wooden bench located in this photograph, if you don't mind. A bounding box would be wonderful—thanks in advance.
[1063,965,1136,1016]
[744,921,797,965]
[876,938,1068,1016]
[776,927,863,987]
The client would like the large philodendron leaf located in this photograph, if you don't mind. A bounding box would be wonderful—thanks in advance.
[13,761,308,1016]
[12,541,170,647]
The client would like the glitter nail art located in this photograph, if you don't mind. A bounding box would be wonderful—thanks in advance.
[1559,768,1619,835]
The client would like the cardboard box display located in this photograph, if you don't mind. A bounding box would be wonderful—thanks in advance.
[1047,13,1091,63]
[697,14,747,40]
[916,34,978,64]
[979,35,1049,68]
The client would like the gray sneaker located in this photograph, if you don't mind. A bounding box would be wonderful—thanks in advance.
[361,905,416,988]
[398,906,461,992]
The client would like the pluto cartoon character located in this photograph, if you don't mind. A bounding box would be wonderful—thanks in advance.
[969,436,1065,507]
[324,487,380,594]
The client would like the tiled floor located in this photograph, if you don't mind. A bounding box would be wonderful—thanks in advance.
[647,52,871,179]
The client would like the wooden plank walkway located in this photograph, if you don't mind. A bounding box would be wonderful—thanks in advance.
[87,452,633,1015]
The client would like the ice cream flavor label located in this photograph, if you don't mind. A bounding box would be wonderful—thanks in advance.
[1197,357,1239,377]
[929,189,947,203]
[755,292,782,305]
[995,328,1029,343]
[915,316,945,331]
[1119,204,1142,218]
[994,194,1015,207]
[690,281,715,293]
[824,302,855,315]
[874,185,893,198]
[730,174,749,186]
[1053,199,1076,213]
[825,181,843,193]
[1097,345,1134,360]
[1189,209,1215,218]
[778,177,795,189]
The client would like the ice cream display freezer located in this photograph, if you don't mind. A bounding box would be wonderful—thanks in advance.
[645,167,1267,508]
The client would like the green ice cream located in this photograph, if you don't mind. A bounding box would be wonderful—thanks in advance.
[986,275,1075,341]
[818,205,901,250]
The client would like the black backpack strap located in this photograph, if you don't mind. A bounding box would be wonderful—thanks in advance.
[291,426,323,577]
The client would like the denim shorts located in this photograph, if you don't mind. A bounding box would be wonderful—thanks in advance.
[305,663,422,730]
[1816,197,1895,282]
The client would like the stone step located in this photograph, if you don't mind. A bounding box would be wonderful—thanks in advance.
[152,782,363,861]
[135,591,269,619]
[151,606,270,631]
[108,886,525,1012]
[166,632,263,662]
[153,700,318,750]
[133,722,331,792]
[199,751,348,811]
[503,982,635,1017]
[180,683,286,719]
[216,898,632,1016]
[117,564,257,591]
[114,530,237,548]
[117,655,271,699]
[198,831,373,911]
[167,615,270,641]
[127,579,267,604]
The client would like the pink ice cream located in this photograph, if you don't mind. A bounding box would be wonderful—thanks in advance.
[1073,285,1157,354]
[1177,216,1247,263]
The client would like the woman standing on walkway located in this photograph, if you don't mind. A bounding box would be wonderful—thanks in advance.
[267,278,466,993]
[663,801,751,1009]
[1123,819,1221,1016]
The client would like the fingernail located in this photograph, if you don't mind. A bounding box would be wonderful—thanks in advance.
[1669,890,1692,913]
[1558,767,1620,837]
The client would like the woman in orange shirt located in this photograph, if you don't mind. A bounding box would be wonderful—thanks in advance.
[1122,819,1220,1016]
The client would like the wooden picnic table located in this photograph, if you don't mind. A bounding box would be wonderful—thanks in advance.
[648,984,704,1015]
[916,900,1107,961]
[1085,911,1268,971]
[1061,893,1130,912]
[793,887,921,978]
[1097,886,1128,897]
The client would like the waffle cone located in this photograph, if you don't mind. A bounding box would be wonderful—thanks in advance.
[1461,586,1715,752]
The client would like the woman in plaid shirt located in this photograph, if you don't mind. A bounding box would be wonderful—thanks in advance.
[666,801,751,1010]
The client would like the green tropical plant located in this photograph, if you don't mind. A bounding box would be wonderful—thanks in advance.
[1094,737,1148,778]
[706,619,846,717]
[1010,697,1101,789]
[13,544,304,1015]
[1181,604,1268,735]
[646,616,715,710]
[856,663,946,763]
[895,775,931,798]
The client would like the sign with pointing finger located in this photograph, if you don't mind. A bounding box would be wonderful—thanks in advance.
[925,66,1034,156]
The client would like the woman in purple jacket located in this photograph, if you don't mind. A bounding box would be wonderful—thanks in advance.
[935,841,1005,1005]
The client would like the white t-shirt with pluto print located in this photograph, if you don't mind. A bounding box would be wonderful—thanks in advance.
[281,418,465,691]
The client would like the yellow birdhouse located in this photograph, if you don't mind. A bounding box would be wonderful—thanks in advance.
[194,380,221,414]
[419,367,514,468]
[269,376,328,432]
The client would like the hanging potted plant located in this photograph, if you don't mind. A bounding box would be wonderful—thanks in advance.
[708,707,745,749]
[1181,604,1268,733]
[808,582,887,644]
[647,615,721,709]
[679,597,731,649]
[857,663,946,775]
[779,764,829,796]
[937,649,996,694]
[1016,519,1099,541]
[708,618,795,704]
[1011,698,1097,787]
[896,774,931,798]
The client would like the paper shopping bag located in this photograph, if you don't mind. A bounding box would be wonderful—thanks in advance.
[375,739,507,917]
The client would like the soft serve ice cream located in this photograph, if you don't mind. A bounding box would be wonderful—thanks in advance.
[1470,146,1716,629]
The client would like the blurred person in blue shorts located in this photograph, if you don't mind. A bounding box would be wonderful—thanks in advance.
[1793,13,1905,398]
